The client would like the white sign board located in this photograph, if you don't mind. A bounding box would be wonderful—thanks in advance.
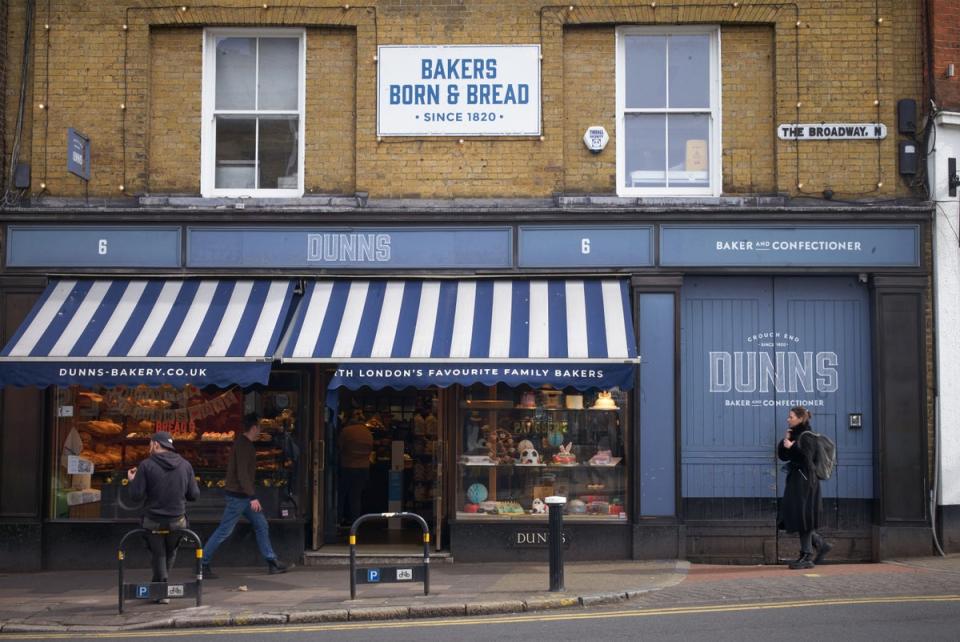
[377,45,541,136]
[67,455,94,475]
[778,123,887,140]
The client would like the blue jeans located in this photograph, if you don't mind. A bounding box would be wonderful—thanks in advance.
[202,494,277,565]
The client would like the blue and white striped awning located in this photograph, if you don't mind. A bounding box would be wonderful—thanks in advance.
[280,279,638,363]
[0,279,296,388]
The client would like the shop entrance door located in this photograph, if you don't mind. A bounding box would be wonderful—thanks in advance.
[680,276,872,561]
[323,388,444,549]
[771,277,873,555]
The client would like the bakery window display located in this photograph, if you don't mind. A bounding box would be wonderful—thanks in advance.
[52,383,302,521]
[457,384,628,521]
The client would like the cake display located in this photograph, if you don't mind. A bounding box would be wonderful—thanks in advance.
[590,391,619,410]
[458,386,626,522]
[588,449,612,465]
[565,394,584,410]
[552,442,577,465]
[519,391,537,409]
[541,388,563,409]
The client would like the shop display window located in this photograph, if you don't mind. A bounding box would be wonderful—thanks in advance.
[51,376,304,521]
[457,384,628,521]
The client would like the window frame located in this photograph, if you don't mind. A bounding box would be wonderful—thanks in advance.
[201,27,306,198]
[615,25,722,197]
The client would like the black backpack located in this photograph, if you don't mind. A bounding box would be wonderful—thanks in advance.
[800,431,837,481]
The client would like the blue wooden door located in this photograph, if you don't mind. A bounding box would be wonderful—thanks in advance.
[772,277,873,534]
[681,277,873,529]
[680,277,778,520]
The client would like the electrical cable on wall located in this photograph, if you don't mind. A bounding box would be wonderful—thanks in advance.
[2,0,35,207]
[40,0,50,197]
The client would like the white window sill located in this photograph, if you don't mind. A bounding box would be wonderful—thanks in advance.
[202,189,304,199]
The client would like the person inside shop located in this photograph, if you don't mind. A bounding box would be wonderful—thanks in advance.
[339,409,374,527]
[201,414,289,578]
[777,405,832,569]
[126,431,200,604]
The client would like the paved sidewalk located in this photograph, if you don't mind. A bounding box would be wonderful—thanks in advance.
[0,559,686,633]
[2,556,959,634]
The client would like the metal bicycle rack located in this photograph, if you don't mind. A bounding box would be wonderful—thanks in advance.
[349,512,430,599]
[118,527,204,614]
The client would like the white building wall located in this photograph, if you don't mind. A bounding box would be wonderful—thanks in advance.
[930,112,960,506]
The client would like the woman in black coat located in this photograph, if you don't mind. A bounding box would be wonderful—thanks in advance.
[777,406,832,569]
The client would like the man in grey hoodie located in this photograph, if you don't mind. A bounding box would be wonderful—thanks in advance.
[127,431,200,601]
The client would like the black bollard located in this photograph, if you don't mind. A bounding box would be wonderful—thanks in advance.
[545,496,567,592]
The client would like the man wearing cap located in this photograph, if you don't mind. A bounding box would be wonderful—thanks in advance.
[127,432,200,603]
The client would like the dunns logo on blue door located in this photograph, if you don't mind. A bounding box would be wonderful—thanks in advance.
[708,332,838,407]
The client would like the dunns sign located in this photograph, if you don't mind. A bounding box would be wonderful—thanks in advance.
[708,332,838,408]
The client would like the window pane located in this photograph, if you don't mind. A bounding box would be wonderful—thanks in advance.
[668,35,710,108]
[666,113,709,187]
[258,117,299,189]
[215,37,256,110]
[215,117,256,189]
[258,38,299,110]
[624,114,666,188]
[625,35,666,108]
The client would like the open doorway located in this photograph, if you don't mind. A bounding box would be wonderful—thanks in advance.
[326,387,443,550]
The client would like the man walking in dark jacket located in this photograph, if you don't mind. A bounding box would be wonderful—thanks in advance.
[127,431,200,602]
[201,414,288,577]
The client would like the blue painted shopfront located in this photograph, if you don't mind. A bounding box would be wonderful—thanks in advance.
[679,276,873,530]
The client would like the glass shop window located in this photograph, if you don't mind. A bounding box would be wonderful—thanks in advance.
[51,378,304,521]
[456,384,629,521]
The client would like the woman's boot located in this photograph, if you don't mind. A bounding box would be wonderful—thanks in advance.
[789,552,815,570]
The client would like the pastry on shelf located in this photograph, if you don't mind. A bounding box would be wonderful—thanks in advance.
[200,431,235,441]
[81,420,123,435]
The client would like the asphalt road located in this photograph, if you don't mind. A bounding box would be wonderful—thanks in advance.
[5,595,960,642]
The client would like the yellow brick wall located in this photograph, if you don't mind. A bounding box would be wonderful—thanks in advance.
[149,28,202,194]
[148,26,355,195]
[305,28,356,195]
[563,24,777,195]
[4,0,924,201]
[720,26,776,194]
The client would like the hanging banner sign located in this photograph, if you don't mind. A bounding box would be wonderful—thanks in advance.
[777,123,887,140]
[377,45,541,136]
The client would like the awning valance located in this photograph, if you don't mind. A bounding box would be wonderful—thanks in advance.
[0,279,296,388]
[279,279,638,363]
[327,362,636,392]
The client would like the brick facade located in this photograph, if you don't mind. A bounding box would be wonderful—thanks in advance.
[3,0,925,200]
[930,0,960,110]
